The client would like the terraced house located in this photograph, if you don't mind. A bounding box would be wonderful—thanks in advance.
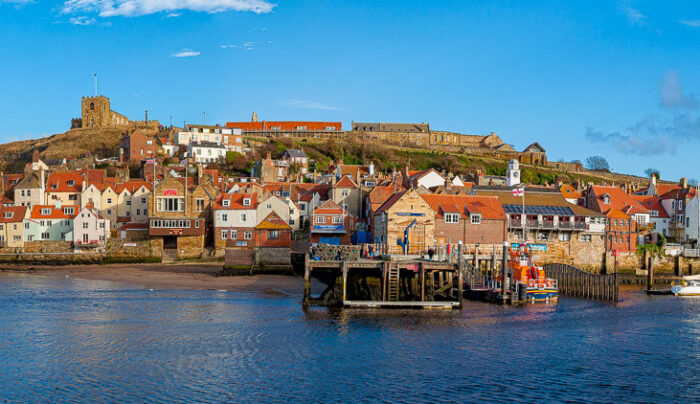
[23,204,77,242]
[213,193,258,251]
[45,172,83,206]
[0,206,29,248]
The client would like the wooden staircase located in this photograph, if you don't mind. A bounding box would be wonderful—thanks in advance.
[387,264,400,301]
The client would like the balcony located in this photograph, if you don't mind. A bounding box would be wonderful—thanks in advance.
[574,223,587,230]
[558,222,573,230]
[509,219,523,228]
[542,220,555,229]
[526,220,540,228]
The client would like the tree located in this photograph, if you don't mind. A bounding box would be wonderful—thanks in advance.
[644,168,660,179]
[585,156,610,171]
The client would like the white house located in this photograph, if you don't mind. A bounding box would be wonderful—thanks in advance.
[408,168,446,190]
[73,205,110,247]
[187,142,227,164]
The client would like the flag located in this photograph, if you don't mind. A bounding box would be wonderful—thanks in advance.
[512,187,524,197]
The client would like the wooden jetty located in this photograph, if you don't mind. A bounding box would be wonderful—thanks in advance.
[303,253,464,309]
[543,263,618,302]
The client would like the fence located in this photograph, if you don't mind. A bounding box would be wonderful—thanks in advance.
[543,263,618,302]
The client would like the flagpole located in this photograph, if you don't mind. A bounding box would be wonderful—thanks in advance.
[522,187,526,243]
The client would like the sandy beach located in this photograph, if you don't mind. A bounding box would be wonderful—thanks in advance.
[0,263,307,295]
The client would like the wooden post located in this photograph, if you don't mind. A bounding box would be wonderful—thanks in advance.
[647,255,654,291]
[382,261,388,301]
[303,254,311,306]
[420,262,425,302]
[501,241,508,303]
[458,243,464,308]
[474,243,479,271]
[342,261,348,304]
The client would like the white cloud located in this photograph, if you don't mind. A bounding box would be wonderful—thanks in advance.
[221,40,272,50]
[70,15,95,25]
[171,48,200,58]
[620,2,646,26]
[680,20,700,27]
[61,0,275,17]
[280,99,341,111]
[659,70,697,110]
[165,12,180,18]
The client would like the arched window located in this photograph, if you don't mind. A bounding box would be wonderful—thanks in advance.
[90,102,95,110]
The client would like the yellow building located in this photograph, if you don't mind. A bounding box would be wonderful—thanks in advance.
[0,206,30,249]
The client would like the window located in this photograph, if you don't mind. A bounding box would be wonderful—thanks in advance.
[27,190,30,196]
[41,232,49,240]
[69,194,78,201]
[222,214,228,222]
[267,204,272,209]
[268,230,279,239]
[157,197,185,212]
[332,216,342,224]
[82,234,89,243]
[21,190,25,197]
[137,209,140,215]
[195,221,199,228]
[63,207,74,215]
[196,199,205,212]
[241,213,247,222]
[243,198,251,206]
[221,230,228,239]
[471,214,481,224]
[82,222,88,229]
[244,231,252,240]
[41,208,51,215]
[223,199,230,207]
[99,223,105,228]
[107,198,112,204]
[316,216,326,223]
[558,233,571,241]
[444,213,459,223]
[536,232,548,241]
[231,230,238,239]
[126,200,131,206]
[341,190,349,197]
[67,180,74,186]
[13,235,20,242]
[107,209,112,215]
[141,198,147,204]
[24,222,29,229]
[3,212,13,219]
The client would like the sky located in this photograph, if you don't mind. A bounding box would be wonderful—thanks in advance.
[1,0,700,180]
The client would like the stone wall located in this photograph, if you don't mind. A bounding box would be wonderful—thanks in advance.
[225,248,255,267]
[177,235,205,259]
[507,232,606,270]
[23,241,74,253]
[256,247,291,265]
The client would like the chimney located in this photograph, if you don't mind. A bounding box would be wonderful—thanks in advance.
[681,177,688,189]
[266,152,271,161]
[651,173,657,187]
[145,110,148,123]
[491,132,495,136]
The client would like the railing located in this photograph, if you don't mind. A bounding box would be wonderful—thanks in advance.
[542,220,555,229]
[526,220,539,228]
[509,220,522,228]
[558,222,573,229]
[574,223,587,230]
[683,249,699,258]
[543,263,618,302]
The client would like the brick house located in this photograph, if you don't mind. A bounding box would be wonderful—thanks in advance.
[148,174,217,259]
[254,212,292,248]
[213,193,258,250]
[120,129,158,165]
[373,190,435,254]
[584,185,648,253]
[420,194,506,245]
[310,200,355,245]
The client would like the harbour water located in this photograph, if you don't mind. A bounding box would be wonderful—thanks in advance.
[1,272,699,403]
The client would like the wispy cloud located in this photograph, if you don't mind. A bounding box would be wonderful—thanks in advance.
[171,48,200,58]
[61,0,275,17]
[585,71,700,156]
[165,12,180,18]
[620,2,646,26]
[280,99,341,111]
[221,40,272,50]
[69,15,95,25]
[679,20,700,27]
[659,70,697,109]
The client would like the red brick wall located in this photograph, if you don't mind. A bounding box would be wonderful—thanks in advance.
[255,228,291,247]
[434,218,506,245]
[606,217,637,253]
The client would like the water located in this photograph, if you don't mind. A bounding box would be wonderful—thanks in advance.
[1,273,699,403]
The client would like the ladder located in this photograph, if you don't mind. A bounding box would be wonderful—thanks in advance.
[387,264,400,301]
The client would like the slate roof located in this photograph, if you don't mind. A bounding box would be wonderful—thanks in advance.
[420,194,506,220]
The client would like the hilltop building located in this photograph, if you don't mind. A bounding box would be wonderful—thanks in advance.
[70,95,160,132]
[226,114,342,138]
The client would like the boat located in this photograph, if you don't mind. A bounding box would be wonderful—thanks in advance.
[671,275,700,296]
[509,245,558,302]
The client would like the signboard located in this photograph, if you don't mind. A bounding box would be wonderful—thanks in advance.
[168,228,183,235]
[313,225,344,231]
[124,243,137,247]
[612,249,619,257]
[511,243,547,252]
[164,189,178,196]
[236,241,248,247]
[396,212,425,217]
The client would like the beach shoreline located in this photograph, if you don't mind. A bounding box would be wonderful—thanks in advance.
[0,263,306,295]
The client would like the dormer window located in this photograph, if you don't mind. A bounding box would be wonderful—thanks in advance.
[471,214,482,224]
[601,194,611,204]
[243,198,251,206]
[67,180,74,186]
[51,184,58,189]
[41,208,51,215]
[64,207,74,215]
[222,200,230,207]
[4,212,13,219]
[445,213,459,224]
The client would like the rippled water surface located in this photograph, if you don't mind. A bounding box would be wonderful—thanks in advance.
[1,273,700,403]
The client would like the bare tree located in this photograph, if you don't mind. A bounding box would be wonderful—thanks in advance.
[585,156,610,171]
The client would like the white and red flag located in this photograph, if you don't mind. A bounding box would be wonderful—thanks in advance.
[512,187,524,197]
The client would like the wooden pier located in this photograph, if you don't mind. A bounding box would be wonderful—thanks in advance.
[303,254,463,309]
[543,263,618,302]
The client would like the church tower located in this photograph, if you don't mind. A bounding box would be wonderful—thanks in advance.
[506,159,521,187]
[81,96,111,128]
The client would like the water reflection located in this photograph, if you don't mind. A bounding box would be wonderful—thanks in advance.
[1,273,700,402]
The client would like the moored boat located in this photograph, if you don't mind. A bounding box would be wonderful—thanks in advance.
[509,245,558,302]
[671,275,700,296]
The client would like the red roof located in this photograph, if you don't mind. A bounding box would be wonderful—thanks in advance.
[333,175,358,189]
[591,185,649,216]
[226,121,342,131]
[46,172,83,193]
[369,182,404,211]
[631,195,669,218]
[313,199,344,215]
[655,183,682,197]
[373,191,407,216]
[420,194,506,220]
[0,206,27,223]
[30,205,78,219]
[659,187,695,201]
[215,193,258,210]
[560,184,582,200]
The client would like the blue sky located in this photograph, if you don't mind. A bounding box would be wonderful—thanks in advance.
[1,0,699,180]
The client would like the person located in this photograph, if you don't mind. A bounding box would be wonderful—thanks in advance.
[368,244,374,259]
[428,246,435,261]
